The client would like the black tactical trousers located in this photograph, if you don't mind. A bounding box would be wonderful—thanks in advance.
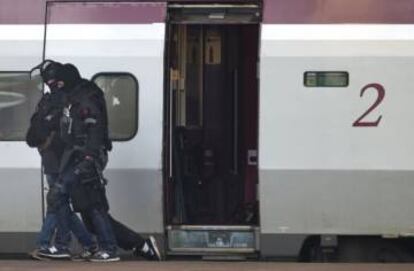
[81,213,146,251]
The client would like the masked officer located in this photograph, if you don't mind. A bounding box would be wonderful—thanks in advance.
[26,60,96,260]
[58,63,161,262]
[31,62,118,262]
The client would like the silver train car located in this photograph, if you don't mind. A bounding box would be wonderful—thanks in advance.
[1,0,414,261]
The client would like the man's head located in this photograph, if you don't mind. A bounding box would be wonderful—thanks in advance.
[40,61,65,91]
[38,61,82,91]
[61,63,82,89]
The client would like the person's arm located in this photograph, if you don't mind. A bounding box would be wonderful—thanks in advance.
[78,95,106,158]
[25,95,51,147]
[73,94,107,176]
[37,131,56,151]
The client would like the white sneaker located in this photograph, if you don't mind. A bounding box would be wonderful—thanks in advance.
[89,250,120,262]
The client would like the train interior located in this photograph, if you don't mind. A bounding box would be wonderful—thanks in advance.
[164,4,261,256]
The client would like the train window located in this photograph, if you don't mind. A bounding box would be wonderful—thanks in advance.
[304,71,349,87]
[92,73,138,141]
[0,72,42,141]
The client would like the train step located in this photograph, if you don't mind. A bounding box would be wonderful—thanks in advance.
[166,225,259,255]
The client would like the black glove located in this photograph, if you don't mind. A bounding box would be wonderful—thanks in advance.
[74,158,95,175]
[43,108,61,130]
[26,112,51,147]
[44,91,65,127]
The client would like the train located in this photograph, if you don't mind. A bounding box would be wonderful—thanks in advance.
[1,0,414,262]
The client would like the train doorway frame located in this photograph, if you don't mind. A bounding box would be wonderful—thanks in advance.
[163,3,262,257]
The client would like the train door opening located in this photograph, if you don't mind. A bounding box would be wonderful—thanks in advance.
[164,4,261,255]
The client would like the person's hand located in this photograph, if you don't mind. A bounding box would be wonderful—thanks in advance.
[43,108,61,130]
[74,157,95,176]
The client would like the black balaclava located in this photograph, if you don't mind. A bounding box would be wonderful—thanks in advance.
[40,61,65,92]
[41,62,64,82]
[61,63,82,90]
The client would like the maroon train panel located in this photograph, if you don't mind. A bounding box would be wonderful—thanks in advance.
[0,0,168,24]
[0,0,45,24]
[263,0,414,24]
[1,0,414,24]
[47,2,166,24]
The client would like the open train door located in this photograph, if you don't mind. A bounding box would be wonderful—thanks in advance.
[44,1,167,248]
[164,3,261,258]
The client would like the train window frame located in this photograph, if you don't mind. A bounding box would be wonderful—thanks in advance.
[92,72,139,142]
[0,71,42,141]
[304,71,349,88]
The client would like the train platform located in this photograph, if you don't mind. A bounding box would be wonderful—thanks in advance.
[0,260,414,271]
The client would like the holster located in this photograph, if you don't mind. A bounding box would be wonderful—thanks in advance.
[70,178,109,212]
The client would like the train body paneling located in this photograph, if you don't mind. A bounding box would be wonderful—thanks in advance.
[44,1,166,233]
[0,1,167,252]
[0,23,44,238]
[1,0,414,259]
[45,21,167,231]
[259,1,414,257]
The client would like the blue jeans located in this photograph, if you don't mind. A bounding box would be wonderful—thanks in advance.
[56,165,117,253]
[36,174,94,250]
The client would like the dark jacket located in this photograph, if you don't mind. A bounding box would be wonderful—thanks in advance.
[26,90,65,174]
[60,79,112,170]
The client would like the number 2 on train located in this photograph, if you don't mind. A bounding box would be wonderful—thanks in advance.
[352,83,385,127]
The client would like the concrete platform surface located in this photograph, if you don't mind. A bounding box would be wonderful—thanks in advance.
[0,261,414,271]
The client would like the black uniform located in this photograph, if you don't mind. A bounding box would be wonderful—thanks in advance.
[26,90,65,174]
[27,61,96,256]
[60,79,147,252]
[61,79,111,158]
[55,75,118,256]
[56,63,159,260]
[58,78,111,208]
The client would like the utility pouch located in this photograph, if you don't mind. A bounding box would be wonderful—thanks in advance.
[70,180,109,212]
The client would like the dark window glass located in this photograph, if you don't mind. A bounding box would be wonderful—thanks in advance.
[304,71,349,87]
[93,73,138,141]
[0,73,42,140]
